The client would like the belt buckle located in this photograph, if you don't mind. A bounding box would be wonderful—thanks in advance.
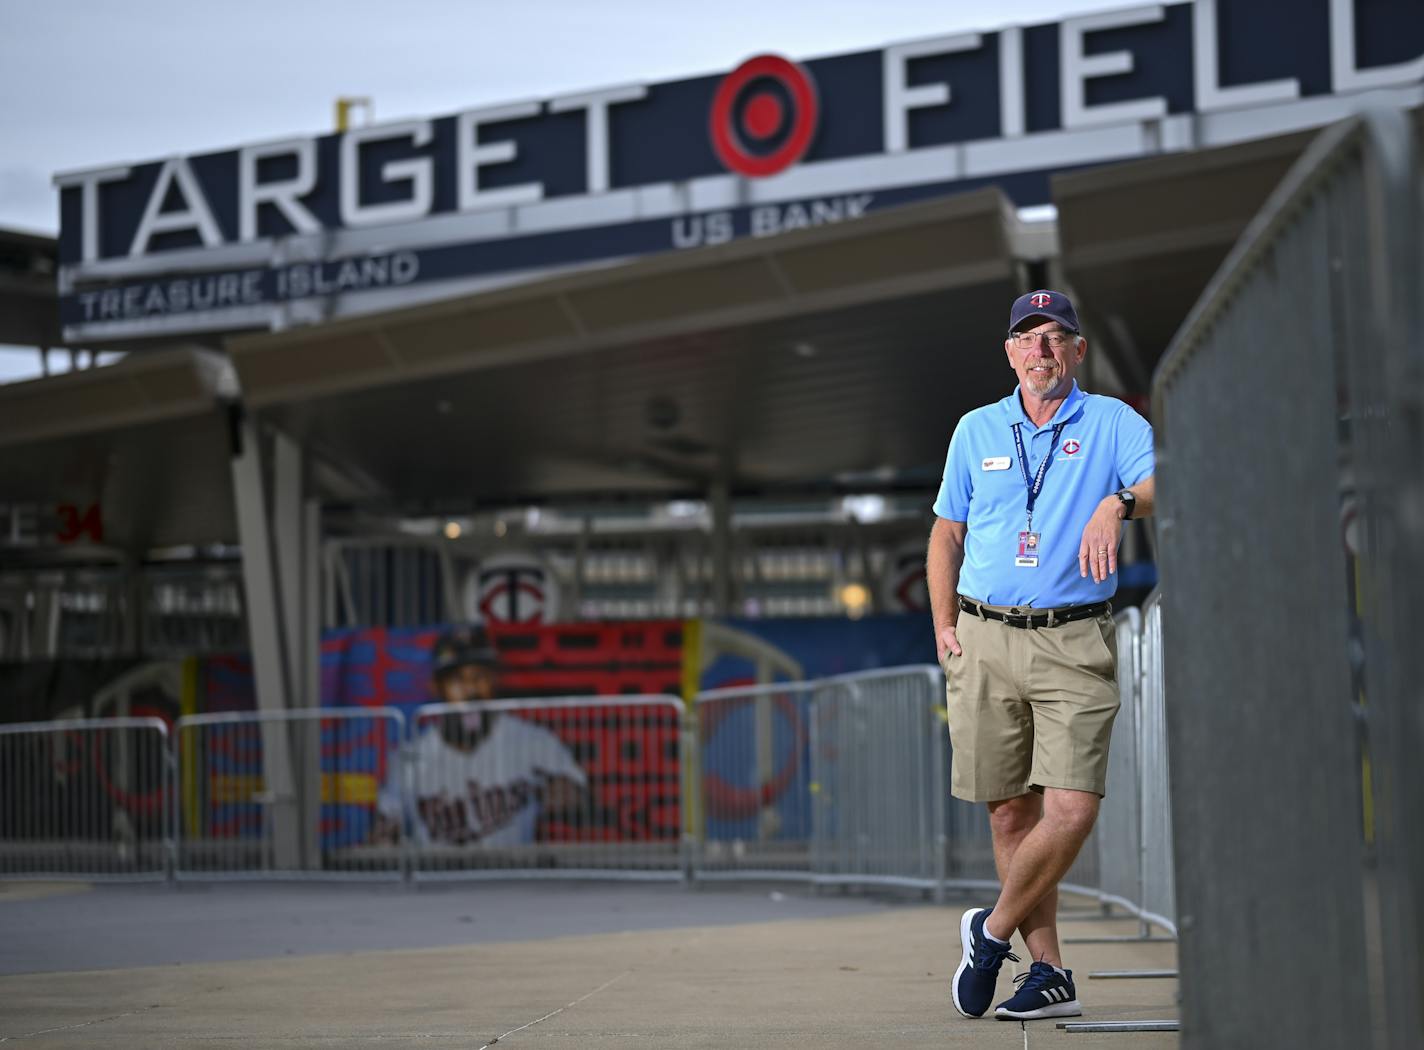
[1005,612,1029,629]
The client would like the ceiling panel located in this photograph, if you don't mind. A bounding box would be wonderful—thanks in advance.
[235,190,1025,511]
[1053,127,1317,388]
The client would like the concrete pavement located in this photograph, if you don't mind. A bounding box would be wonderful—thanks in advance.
[0,882,1178,1048]
[0,880,891,976]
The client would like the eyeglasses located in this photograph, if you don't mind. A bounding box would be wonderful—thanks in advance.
[1010,329,1076,349]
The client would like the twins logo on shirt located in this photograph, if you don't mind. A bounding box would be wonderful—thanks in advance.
[415,775,547,843]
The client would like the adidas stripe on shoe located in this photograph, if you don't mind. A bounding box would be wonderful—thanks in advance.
[994,960,1083,1021]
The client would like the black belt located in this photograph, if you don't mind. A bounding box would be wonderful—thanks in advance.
[958,596,1111,629]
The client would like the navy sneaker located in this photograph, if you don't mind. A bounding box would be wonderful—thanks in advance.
[994,960,1082,1020]
[952,907,1019,1018]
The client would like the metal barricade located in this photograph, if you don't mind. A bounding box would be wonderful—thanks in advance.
[405,696,686,880]
[692,654,1167,910]
[1136,595,1175,935]
[809,666,949,893]
[1067,604,1178,940]
[142,564,247,657]
[694,666,985,894]
[175,707,406,879]
[1061,817,1103,897]
[0,640,1181,918]
[693,681,815,879]
[1086,607,1144,920]
[325,538,459,629]
[0,717,172,880]
[0,570,130,660]
[1152,109,1423,1047]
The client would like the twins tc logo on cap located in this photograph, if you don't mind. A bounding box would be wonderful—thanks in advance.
[1009,289,1081,333]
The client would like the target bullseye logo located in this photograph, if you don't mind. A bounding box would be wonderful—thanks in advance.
[710,54,820,177]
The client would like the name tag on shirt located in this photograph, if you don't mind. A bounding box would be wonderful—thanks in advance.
[981,456,1011,471]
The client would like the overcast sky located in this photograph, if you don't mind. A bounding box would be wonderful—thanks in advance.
[1,0,1114,235]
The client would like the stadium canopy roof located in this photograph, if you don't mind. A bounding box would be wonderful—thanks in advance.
[226,188,1031,513]
[1053,127,1317,390]
[0,349,239,552]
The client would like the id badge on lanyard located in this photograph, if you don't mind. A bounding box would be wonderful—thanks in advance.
[1012,421,1066,569]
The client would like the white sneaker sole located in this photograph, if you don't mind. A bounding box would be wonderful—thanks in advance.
[995,999,1083,1021]
[950,907,981,1018]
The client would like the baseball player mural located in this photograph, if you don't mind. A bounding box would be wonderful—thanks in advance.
[373,626,588,846]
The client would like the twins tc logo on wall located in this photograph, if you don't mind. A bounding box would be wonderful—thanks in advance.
[709,55,821,177]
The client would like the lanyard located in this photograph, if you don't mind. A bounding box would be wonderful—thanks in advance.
[1011,421,1067,532]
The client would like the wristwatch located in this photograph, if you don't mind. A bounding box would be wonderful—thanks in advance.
[1115,489,1136,520]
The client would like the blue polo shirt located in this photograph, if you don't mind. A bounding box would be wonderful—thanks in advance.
[932,382,1154,607]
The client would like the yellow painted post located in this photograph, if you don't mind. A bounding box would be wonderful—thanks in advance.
[680,619,705,859]
[334,97,372,132]
[181,657,201,839]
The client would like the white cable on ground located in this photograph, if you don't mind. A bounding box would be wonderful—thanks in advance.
[478,970,630,1049]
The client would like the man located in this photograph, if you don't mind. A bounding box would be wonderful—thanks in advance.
[373,626,588,846]
[925,289,1154,1022]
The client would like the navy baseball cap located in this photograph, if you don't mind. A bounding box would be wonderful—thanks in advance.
[431,625,499,676]
[1009,289,1080,333]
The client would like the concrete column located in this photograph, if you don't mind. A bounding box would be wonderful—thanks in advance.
[230,413,301,871]
[273,433,304,702]
[272,432,327,869]
[298,499,324,868]
[709,481,733,617]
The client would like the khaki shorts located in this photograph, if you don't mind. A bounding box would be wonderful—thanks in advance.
[942,602,1120,802]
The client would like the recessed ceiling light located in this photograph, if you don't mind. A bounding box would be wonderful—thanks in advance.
[839,582,871,619]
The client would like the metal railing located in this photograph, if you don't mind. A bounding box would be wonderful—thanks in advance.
[0,717,173,880]
[0,615,1175,941]
[175,707,406,880]
[688,628,1171,933]
[325,539,459,629]
[690,668,958,889]
[693,681,814,879]
[1135,595,1174,933]
[0,563,247,661]
[1091,606,1143,916]
[807,667,950,892]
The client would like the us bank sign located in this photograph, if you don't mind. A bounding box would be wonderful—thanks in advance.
[56,0,1424,343]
